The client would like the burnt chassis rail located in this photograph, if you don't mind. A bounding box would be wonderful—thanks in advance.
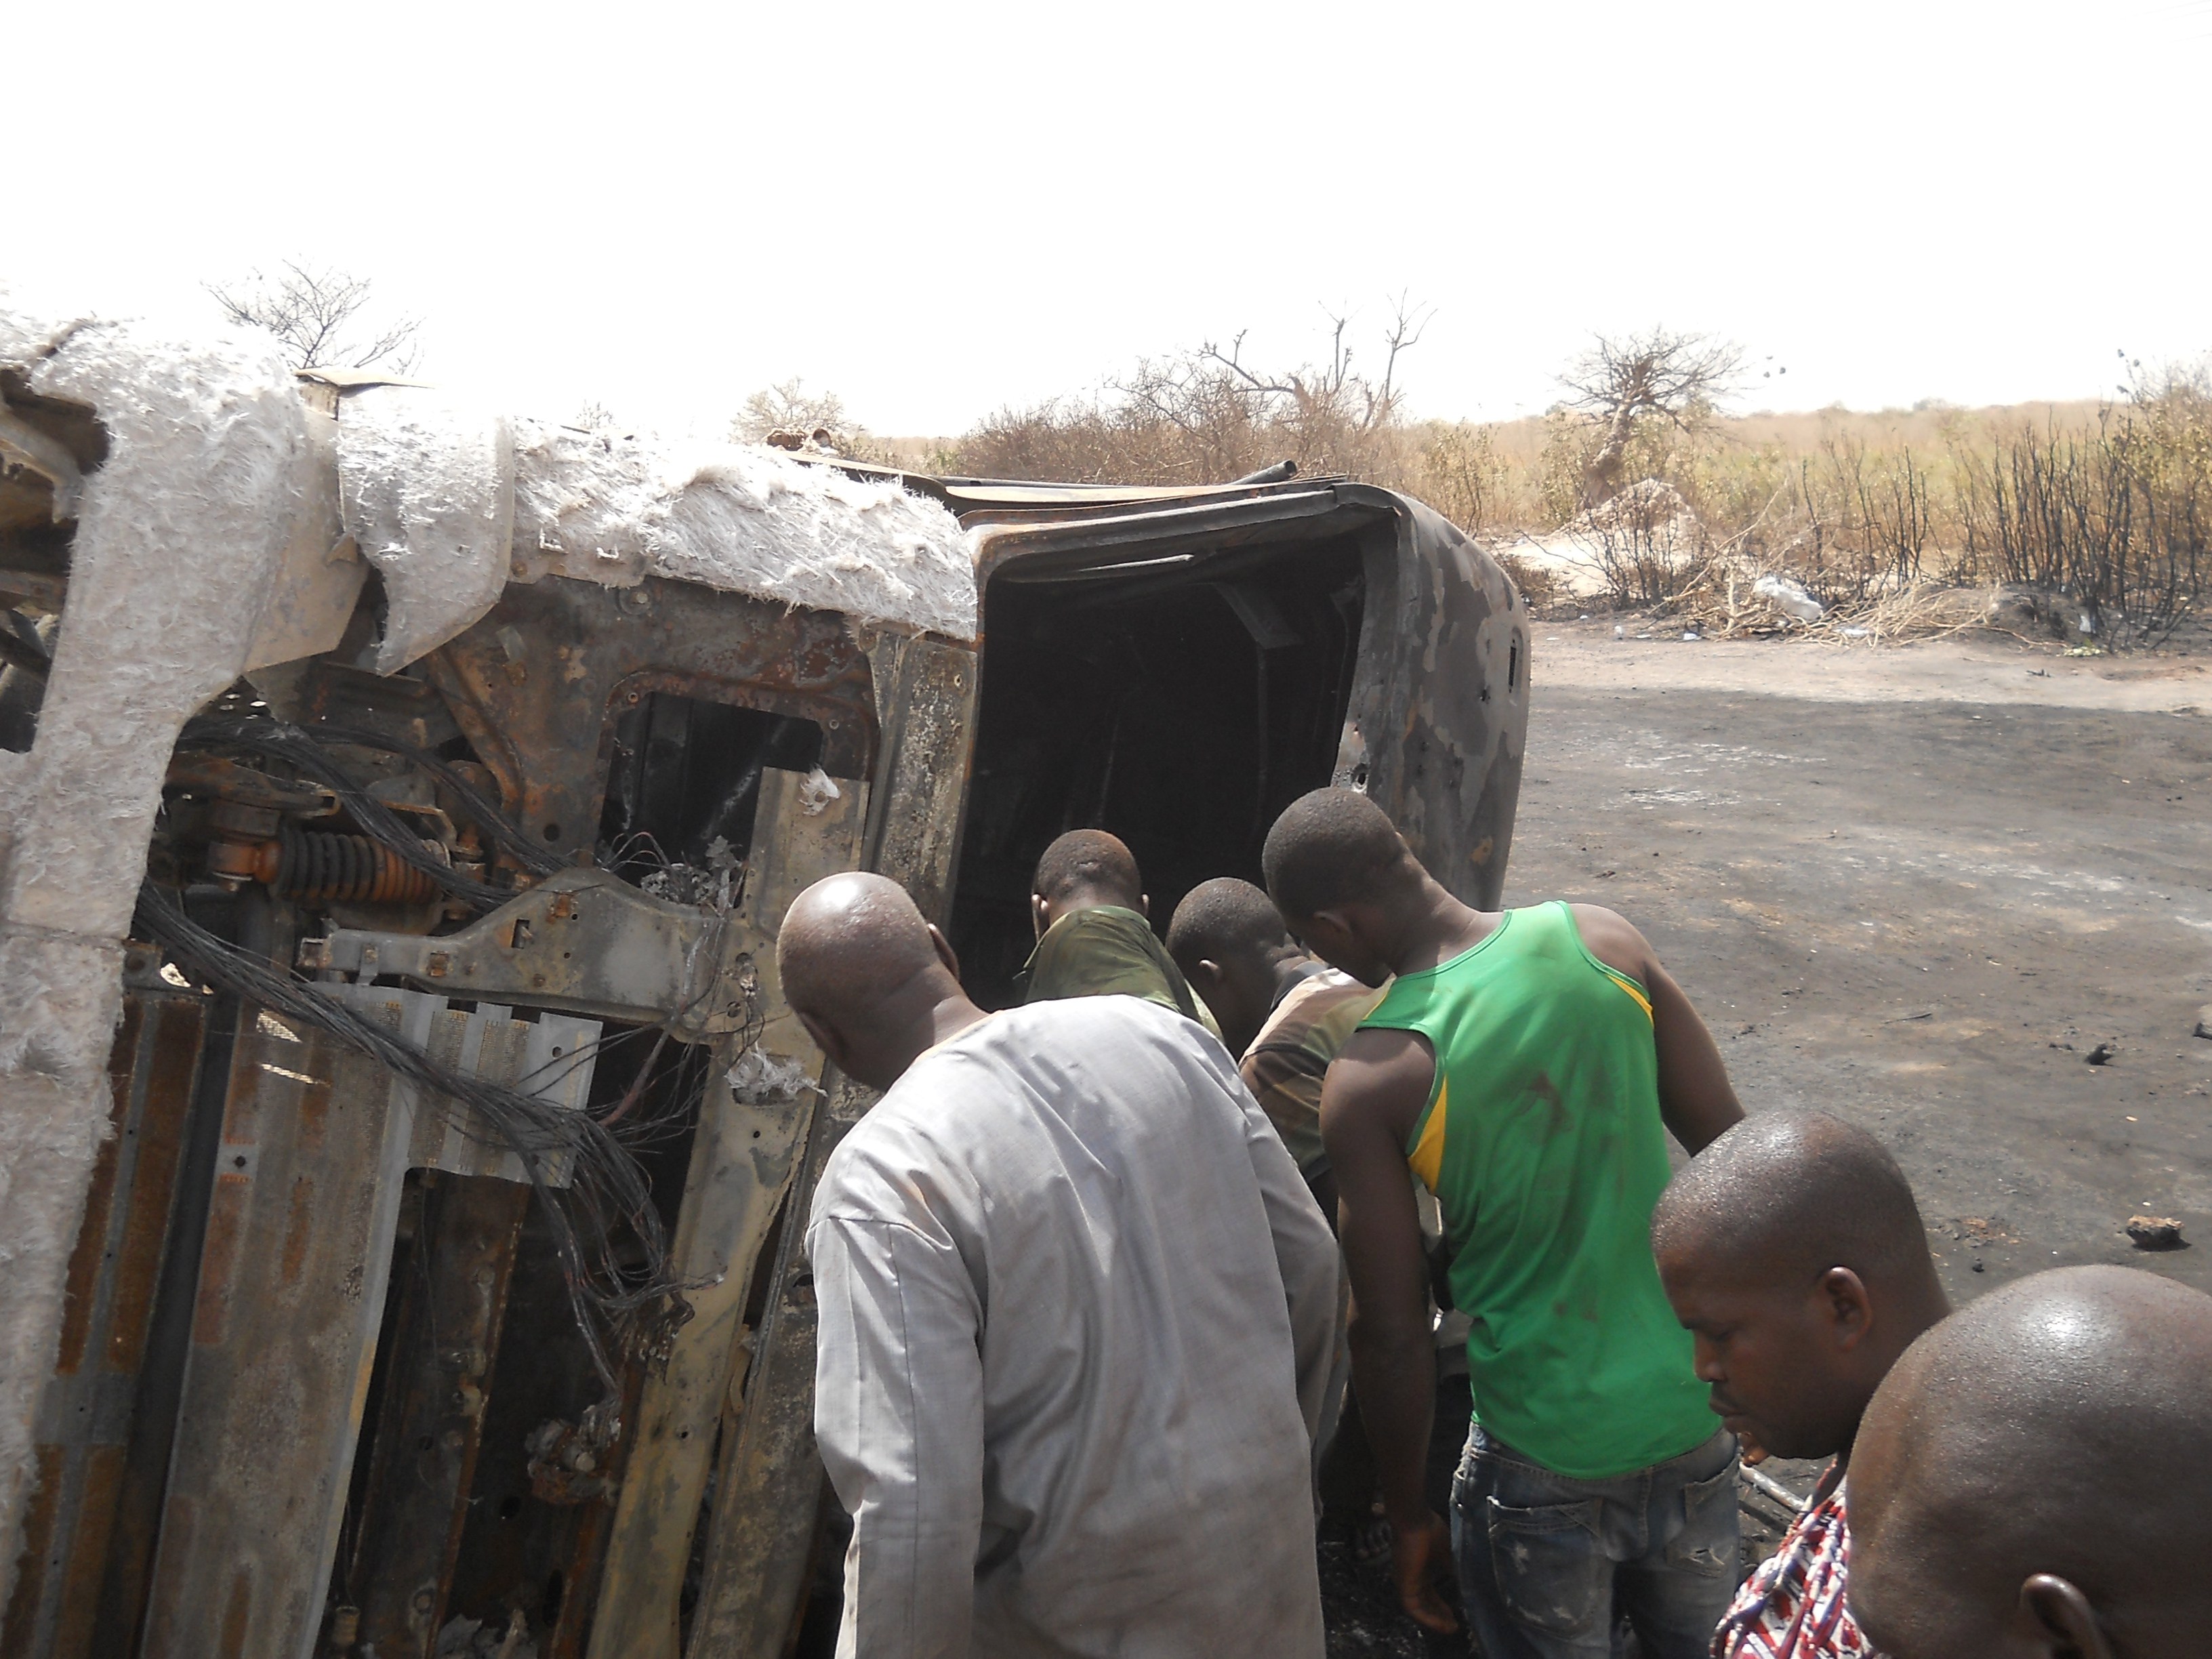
[5,477,1523,1659]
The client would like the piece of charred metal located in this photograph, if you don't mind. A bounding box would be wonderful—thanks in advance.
[3,318,1524,1659]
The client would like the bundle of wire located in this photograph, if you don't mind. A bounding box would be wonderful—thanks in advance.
[147,710,697,1388]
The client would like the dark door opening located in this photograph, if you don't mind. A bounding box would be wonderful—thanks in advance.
[949,533,1366,1010]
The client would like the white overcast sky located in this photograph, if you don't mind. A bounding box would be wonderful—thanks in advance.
[11,0,2209,436]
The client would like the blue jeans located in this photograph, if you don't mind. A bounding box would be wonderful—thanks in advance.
[1450,1422,1739,1659]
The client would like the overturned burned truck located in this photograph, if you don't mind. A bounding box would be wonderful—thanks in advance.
[0,308,1528,1659]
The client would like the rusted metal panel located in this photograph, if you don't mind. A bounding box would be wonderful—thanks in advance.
[413,577,878,865]
[1331,489,1528,905]
[586,768,869,1659]
[682,1078,865,1659]
[859,633,979,926]
[684,644,978,1657]
[142,996,600,1659]
[140,1021,409,1659]
[311,869,745,1039]
[0,990,208,1659]
[966,485,1526,903]
[348,1174,532,1659]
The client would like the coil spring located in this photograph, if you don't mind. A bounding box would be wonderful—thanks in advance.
[274,825,437,905]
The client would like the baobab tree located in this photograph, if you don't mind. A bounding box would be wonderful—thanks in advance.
[1559,328,1741,506]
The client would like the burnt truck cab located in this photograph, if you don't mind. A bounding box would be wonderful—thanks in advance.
[0,313,1526,1659]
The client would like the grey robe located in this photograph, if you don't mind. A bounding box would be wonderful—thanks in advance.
[808,996,1340,1658]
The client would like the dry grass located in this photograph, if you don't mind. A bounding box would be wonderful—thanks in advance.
[863,350,2209,649]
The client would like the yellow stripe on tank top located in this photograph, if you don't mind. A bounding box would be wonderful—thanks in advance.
[1599,964,1654,1022]
[1407,1077,1448,1192]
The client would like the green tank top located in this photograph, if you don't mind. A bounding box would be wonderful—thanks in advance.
[1362,900,1713,1479]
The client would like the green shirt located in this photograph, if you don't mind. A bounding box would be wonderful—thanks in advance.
[1361,899,1711,1479]
[1019,905,1222,1039]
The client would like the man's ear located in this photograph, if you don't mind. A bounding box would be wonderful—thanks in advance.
[1188,956,1225,990]
[926,922,962,983]
[1308,906,1356,943]
[1820,1267,1874,1351]
[1139,892,1150,919]
[1031,893,1050,940]
[2019,1574,2114,1659]
[795,1008,853,1076]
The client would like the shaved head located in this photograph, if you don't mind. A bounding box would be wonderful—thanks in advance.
[1652,1112,1948,1460]
[1166,878,1290,966]
[1849,1265,2212,1658]
[1032,830,1143,909]
[1653,1111,1931,1291]
[777,872,979,1090]
[1166,878,1300,1058]
[1261,789,1414,921]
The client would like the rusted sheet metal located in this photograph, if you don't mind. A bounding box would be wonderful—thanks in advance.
[140,1021,411,1659]
[1330,489,1527,907]
[311,869,744,1038]
[683,1076,867,1659]
[416,577,878,865]
[586,769,868,1659]
[0,991,206,1659]
[142,998,600,1659]
[684,642,978,1656]
[348,1175,532,1659]
[859,633,979,926]
[967,485,1526,906]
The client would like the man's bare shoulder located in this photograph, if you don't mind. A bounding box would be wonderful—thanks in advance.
[1322,1025,1436,1149]
[1563,901,1656,985]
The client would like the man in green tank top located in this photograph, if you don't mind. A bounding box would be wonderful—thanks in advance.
[1263,788,1746,1658]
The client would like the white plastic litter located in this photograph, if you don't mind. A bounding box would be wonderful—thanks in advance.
[1753,573,1825,623]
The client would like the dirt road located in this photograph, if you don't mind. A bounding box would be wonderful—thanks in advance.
[1507,623,2212,1296]
[1324,624,2211,1656]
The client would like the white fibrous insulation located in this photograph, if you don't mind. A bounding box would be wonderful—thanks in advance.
[508,421,977,642]
[335,386,516,672]
[0,302,317,1607]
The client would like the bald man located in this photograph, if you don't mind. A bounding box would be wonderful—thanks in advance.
[1847,1265,2212,1659]
[1263,787,1744,1652]
[1651,1113,1951,1658]
[781,873,1342,1658]
[1019,828,1218,1035]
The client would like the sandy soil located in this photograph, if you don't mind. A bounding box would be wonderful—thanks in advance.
[1322,623,2211,1657]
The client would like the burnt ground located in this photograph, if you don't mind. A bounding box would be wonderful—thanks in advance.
[1322,625,2212,1657]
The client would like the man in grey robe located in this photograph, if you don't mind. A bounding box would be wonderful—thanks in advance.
[779,872,1341,1658]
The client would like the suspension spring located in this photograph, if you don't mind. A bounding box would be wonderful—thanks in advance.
[269,825,438,905]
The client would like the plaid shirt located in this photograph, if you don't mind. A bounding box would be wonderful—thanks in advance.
[1712,1467,1879,1659]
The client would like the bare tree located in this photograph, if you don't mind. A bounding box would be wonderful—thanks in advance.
[207,262,422,373]
[732,379,853,445]
[1559,327,1741,505]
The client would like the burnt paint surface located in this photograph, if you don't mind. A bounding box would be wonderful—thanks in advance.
[424,577,878,866]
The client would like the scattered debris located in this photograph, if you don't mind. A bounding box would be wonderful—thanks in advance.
[2126,1216,2188,1252]
[1948,1216,2018,1246]
[726,1045,825,1105]
[796,764,842,816]
[1753,573,1825,623]
[2085,1042,2118,1065]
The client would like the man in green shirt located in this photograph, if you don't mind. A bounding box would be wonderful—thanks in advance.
[1263,788,1745,1656]
[1020,830,1218,1037]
